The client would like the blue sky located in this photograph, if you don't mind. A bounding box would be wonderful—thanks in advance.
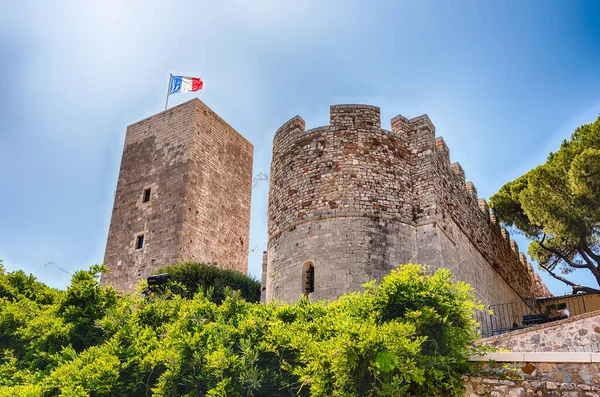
[1,0,599,297]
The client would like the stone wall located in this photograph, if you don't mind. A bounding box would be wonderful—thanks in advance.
[265,104,550,303]
[178,100,253,271]
[390,113,548,299]
[268,106,413,239]
[102,99,253,291]
[466,313,600,395]
[261,251,267,303]
[420,220,523,307]
[267,105,416,301]
[267,217,415,301]
[464,362,600,396]
[479,311,600,353]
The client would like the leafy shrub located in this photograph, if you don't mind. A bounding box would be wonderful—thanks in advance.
[0,261,58,305]
[155,261,261,303]
[0,263,481,396]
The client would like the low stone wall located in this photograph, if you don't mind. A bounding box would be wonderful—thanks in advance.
[478,311,600,352]
[464,312,600,395]
[464,361,600,396]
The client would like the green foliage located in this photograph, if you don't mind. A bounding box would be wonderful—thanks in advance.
[0,262,59,305]
[0,263,480,396]
[489,116,600,291]
[58,265,118,351]
[155,261,261,303]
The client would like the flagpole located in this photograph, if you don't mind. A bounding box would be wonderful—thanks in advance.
[165,74,172,110]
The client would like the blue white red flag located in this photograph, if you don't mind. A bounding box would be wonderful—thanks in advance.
[169,76,203,94]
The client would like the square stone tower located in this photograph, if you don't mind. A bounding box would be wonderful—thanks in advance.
[101,98,253,291]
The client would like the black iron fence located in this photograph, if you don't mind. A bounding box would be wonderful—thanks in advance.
[476,293,595,338]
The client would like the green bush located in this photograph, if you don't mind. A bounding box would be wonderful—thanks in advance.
[0,263,481,396]
[154,261,261,303]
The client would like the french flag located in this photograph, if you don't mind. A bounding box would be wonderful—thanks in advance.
[169,75,203,94]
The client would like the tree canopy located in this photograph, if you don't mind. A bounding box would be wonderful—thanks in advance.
[489,116,600,293]
[0,262,481,397]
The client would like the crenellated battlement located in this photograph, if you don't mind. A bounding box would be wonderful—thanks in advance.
[478,198,489,216]
[273,115,306,149]
[268,104,413,239]
[435,137,450,163]
[330,104,381,129]
[466,181,478,198]
[411,109,551,300]
[451,162,465,182]
[266,103,550,304]
[407,114,436,133]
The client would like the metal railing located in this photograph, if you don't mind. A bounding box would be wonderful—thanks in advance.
[476,293,594,338]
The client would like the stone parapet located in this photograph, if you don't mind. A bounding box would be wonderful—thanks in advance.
[417,118,552,299]
[268,105,413,238]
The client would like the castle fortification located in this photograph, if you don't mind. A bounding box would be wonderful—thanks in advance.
[265,104,549,304]
[102,99,253,291]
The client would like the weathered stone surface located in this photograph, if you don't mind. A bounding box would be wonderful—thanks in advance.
[479,311,600,352]
[265,104,549,304]
[102,99,253,291]
[521,363,536,375]
[465,362,600,396]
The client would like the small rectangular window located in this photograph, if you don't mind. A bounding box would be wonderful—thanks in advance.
[136,235,144,249]
[302,262,315,296]
[143,188,151,203]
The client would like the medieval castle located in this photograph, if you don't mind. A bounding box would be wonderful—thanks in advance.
[101,98,550,305]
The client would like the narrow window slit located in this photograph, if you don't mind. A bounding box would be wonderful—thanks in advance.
[136,235,145,250]
[302,261,315,296]
[143,188,151,203]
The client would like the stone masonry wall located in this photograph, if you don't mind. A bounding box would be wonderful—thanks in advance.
[179,100,253,271]
[261,251,267,303]
[268,105,413,238]
[417,221,523,306]
[267,105,415,301]
[102,99,253,291]
[464,362,600,396]
[390,114,549,300]
[267,217,415,301]
[103,100,195,290]
[479,311,600,353]
[266,104,549,303]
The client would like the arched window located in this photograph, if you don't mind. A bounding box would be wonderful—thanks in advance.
[302,261,315,296]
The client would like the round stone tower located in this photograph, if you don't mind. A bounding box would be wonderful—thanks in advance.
[266,104,416,302]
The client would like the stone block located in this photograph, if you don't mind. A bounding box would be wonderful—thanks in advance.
[522,352,592,363]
